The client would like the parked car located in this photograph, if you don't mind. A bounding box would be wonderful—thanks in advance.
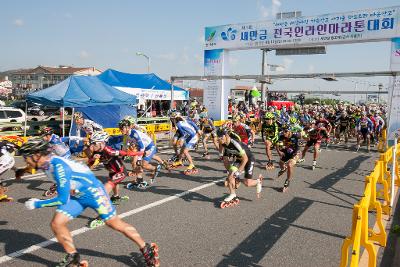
[10,101,71,116]
[0,106,26,123]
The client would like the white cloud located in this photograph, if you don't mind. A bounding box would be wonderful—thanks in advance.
[257,0,282,19]
[79,50,89,59]
[271,0,282,17]
[13,19,24,27]
[157,53,176,61]
[257,0,269,18]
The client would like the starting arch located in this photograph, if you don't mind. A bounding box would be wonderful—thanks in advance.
[200,6,400,138]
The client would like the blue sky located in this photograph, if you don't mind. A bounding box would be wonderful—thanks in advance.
[1,0,399,101]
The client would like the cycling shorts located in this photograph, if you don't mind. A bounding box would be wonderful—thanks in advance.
[56,186,116,221]
[184,135,199,150]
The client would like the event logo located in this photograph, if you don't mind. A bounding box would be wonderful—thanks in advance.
[221,27,237,41]
[206,30,216,42]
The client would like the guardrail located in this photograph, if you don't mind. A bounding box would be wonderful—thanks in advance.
[340,133,400,267]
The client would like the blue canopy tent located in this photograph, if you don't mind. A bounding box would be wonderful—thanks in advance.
[97,69,189,101]
[26,76,137,150]
[27,75,137,107]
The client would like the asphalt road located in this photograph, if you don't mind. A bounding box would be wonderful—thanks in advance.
[0,140,378,266]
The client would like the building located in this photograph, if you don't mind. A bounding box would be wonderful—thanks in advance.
[11,65,101,96]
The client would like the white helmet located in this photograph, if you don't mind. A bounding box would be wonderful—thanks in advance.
[89,131,109,143]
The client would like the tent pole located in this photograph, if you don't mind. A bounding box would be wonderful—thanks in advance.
[61,107,65,137]
[170,79,175,110]
[24,101,28,137]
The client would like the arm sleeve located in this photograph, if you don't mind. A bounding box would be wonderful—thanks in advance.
[34,161,71,208]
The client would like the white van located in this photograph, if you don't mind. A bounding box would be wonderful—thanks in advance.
[0,107,26,123]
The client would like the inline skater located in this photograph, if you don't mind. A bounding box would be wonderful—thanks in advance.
[20,139,160,267]
[41,127,87,197]
[297,120,329,170]
[72,111,103,157]
[73,111,103,135]
[118,119,168,188]
[373,110,385,144]
[168,110,186,163]
[232,115,254,147]
[260,112,279,170]
[170,113,201,175]
[217,128,262,208]
[276,126,300,193]
[0,140,19,202]
[356,112,374,152]
[88,131,144,201]
[336,111,351,146]
[199,112,219,158]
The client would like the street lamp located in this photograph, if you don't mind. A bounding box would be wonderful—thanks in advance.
[136,52,151,73]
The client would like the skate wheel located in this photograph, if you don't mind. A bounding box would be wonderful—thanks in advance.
[220,202,228,209]
[234,198,240,205]
[80,260,89,267]
[44,190,56,197]
[150,243,159,253]
[282,187,288,193]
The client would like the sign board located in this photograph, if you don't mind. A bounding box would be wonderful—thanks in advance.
[387,38,400,140]
[114,87,188,101]
[204,49,230,120]
[205,6,400,50]
[204,6,400,120]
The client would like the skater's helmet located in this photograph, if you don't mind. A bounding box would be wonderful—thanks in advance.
[118,119,131,129]
[89,131,109,143]
[264,112,275,120]
[40,127,54,136]
[216,127,229,137]
[124,116,137,125]
[19,138,51,157]
[73,112,83,120]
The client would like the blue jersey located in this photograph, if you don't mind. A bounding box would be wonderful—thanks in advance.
[48,134,83,159]
[357,117,373,132]
[129,129,154,151]
[176,119,199,138]
[34,156,104,209]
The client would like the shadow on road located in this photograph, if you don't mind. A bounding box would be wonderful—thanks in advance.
[216,197,313,267]
[309,155,369,191]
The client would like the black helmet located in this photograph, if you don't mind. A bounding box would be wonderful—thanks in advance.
[217,127,229,137]
[19,139,51,157]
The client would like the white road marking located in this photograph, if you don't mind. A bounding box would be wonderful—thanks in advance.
[0,178,224,264]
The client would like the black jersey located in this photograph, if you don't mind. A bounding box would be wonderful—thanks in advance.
[222,139,254,161]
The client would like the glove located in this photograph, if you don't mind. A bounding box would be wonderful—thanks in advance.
[25,198,39,210]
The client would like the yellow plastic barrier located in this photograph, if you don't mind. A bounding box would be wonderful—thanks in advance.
[340,143,400,267]
[104,128,122,136]
[377,129,387,152]
[213,120,226,127]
